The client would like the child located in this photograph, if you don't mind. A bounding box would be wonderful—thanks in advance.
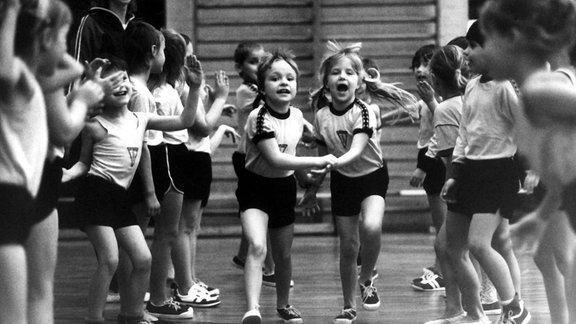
[0,0,50,323]
[63,56,200,324]
[309,41,390,324]
[30,1,106,323]
[440,31,529,323]
[404,44,448,291]
[237,49,336,324]
[477,0,576,322]
[419,44,469,324]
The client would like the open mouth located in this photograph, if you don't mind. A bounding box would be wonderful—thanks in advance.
[113,89,128,97]
[416,75,427,82]
[336,84,349,92]
[277,89,291,94]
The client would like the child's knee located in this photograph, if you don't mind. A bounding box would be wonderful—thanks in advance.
[247,240,267,259]
[132,252,152,273]
[99,256,119,275]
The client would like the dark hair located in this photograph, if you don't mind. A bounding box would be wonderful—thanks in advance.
[180,33,191,46]
[480,0,576,56]
[410,44,440,70]
[101,56,127,78]
[429,45,469,92]
[234,41,263,66]
[122,20,163,74]
[149,29,186,89]
[447,36,469,50]
[466,20,485,46]
[252,48,300,108]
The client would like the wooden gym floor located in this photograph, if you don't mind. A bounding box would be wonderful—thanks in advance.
[55,233,551,324]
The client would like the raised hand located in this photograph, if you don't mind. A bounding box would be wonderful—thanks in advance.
[213,70,230,99]
[417,80,435,104]
[184,55,204,89]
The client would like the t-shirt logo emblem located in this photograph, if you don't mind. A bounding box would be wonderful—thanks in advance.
[278,144,288,153]
[337,130,348,149]
[127,147,139,167]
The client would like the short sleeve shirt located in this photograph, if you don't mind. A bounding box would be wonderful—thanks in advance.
[129,78,163,146]
[434,96,463,155]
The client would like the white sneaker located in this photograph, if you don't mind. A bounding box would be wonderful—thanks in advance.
[196,280,220,297]
[175,284,221,308]
[424,312,466,324]
[242,308,262,324]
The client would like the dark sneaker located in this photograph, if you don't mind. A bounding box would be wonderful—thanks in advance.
[262,273,295,288]
[174,285,221,308]
[359,280,380,311]
[333,308,357,324]
[242,309,262,324]
[411,266,436,284]
[232,256,245,269]
[276,305,303,323]
[411,271,445,291]
[146,298,194,320]
[496,299,531,324]
[482,301,502,315]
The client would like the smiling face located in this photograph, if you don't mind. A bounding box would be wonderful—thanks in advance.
[464,40,489,76]
[326,56,360,107]
[103,71,132,108]
[239,48,265,84]
[262,59,298,108]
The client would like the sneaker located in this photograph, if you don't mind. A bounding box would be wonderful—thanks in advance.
[496,299,531,324]
[412,266,436,284]
[359,280,380,311]
[482,301,501,315]
[117,314,153,324]
[333,308,357,324]
[142,311,157,322]
[262,273,295,288]
[276,305,303,323]
[146,298,194,320]
[242,309,262,324]
[424,312,466,324]
[174,284,221,308]
[196,280,220,297]
[411,271,445,291]
[232,255,245,269]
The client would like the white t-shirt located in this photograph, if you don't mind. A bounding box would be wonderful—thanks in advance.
[0,58,48,196]
[129,77,163,146]
[433,96,463,156]
[152,84,189,145]
[235,82,259,153]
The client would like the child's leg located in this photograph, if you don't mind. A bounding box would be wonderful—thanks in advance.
[335,215,360,309]
[567,244,576,323]
[434,222,464,317]
[85,226,120,321]
[0,244,27,324]
[428,194,446,272]
[468,213,515,302]
[535,211,575,324]
[492,219,521,293]
[173,198,202,291]
[240,209,269,311]
[116,225,152,317]
[149,190,182,304]
[358,196,384,284]
[26,209,58,324]
[269,223,295,308]
[445,211,484,320]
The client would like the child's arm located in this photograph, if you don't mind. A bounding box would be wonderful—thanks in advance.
[209,124,239,152]
[62,121,98,182]
[37,54,84,92]
[190,71,230,137]
[258,138,337,170]
[147,56,203,131]
[136,144,160,217]
[0,0,20,93]
[332,133,369,169]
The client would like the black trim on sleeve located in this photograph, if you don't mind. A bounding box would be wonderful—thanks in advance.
[436,147,454,158]
[353,127,374,138]
[252,132,276,144]
[315,138,327,146]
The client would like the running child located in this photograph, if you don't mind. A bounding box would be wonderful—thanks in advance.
[62,56,201,324]
[237,49,336,324]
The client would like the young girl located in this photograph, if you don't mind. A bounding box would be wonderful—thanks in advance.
[476,0,576,323]
[237,49,336,324]
[308,41,389,324]
[30,1,107,323]
[440,37,529,323]
[63,56,200,324]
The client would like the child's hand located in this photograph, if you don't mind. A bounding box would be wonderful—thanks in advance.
[74,79,104,110]
[184,55,204,89]
[510,210,547,255]
[522,170,540,194]
[409,168,426,187]
[417,80,435,104]
[219,124,240,143]
[440,178,457,203]
[83,58,109,80]
[298,189,320,217]
[213,70,230,99]
[318,154,338,169]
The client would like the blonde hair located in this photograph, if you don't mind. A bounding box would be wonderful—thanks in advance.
[429,45,469,92]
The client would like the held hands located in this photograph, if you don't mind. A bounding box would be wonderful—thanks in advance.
[409,168,426,187]
[184,55,204,90]
[416,80,435,104]
[317,154,338,170]
[440,178,457,203]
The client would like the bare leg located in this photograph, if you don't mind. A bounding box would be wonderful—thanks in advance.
[358,196,384,284]
[335,215,360,309]
[241,209,268,311]
[0,244,27,324]
[269,224,295,308]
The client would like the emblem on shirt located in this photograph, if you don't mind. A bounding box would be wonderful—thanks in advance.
[127,147,139,167]
[336,131,349,149]
[278,144,288,153]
